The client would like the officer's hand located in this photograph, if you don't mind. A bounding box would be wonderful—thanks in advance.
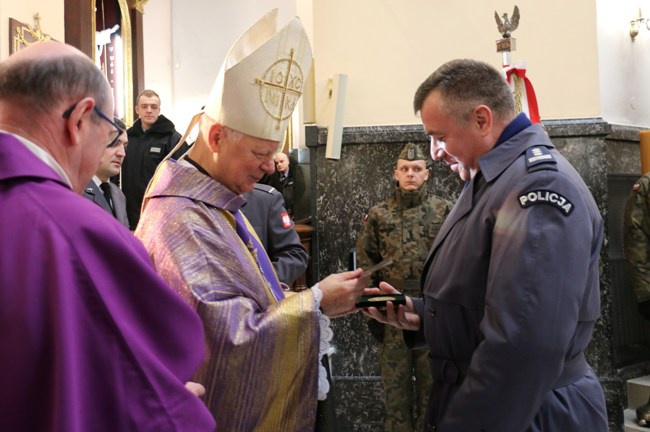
[639,300,650,321]
[319,268,367,318]
[362,281,420,331]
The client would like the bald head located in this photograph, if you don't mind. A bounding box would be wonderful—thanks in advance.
[0,41,115,193]
[5,40,87,65]
[274,152,289,175]
[0,41,111,118]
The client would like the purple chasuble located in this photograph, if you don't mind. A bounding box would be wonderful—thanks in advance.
[0,134,215,432]
[137,159,321,431]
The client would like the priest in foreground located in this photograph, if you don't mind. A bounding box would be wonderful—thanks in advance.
[136,9,368,432]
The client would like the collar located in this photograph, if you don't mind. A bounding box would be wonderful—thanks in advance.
[478,122,552,184]
[0,129,72,188]
[394,184,427,208]
[495,113,531,147]
[185,155,211,177]
[147,159,245,212]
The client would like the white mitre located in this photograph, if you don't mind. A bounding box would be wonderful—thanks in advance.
[203,9,313,145]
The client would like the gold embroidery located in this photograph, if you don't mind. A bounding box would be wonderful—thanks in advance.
[513,74,523,114]
[255,48,304,129]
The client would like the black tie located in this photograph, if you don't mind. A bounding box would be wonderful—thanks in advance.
[100,182,115,216]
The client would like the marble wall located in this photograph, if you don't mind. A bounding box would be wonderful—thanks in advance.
[304,120,650,432]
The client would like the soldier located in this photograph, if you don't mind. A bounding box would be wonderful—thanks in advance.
[366,58,607,431]
[623,172,650,319]
[355,142,452,432]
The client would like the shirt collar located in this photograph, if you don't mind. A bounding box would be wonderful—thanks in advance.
[478,122,550,183]
[0,129,72,188]
[495,113,531,147]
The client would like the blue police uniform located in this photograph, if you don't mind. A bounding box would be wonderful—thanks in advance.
[409,115,608,431]
[241,183,308,286]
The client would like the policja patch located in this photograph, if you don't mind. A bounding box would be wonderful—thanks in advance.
[518,189,574,216]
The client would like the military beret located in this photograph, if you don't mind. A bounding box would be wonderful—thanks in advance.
[397,142,426,162]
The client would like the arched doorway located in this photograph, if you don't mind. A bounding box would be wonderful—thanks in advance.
[64,0,143,125]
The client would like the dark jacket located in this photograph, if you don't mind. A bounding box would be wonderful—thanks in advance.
[409,121,607,431]
[122,115,186,230]
[260,155,301,218]
[242,183,308,286]
[83,180,130,229]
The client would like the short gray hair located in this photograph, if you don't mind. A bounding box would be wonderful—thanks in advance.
[413,59,515,125]
[0,50,109,118]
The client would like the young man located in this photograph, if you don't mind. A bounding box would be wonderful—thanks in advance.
[356,142,452,432]
[366,59,608,431]
[0,41,214,432]
[83,117,129,227]
[122,89,185,229]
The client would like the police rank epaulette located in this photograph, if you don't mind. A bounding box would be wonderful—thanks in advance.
[254,184,277,195]
[525,146,557,172]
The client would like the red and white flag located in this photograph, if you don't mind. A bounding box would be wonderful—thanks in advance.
[503,62,540,124]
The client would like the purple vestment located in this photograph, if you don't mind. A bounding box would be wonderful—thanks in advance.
[0,133,216,431]
[136,159,320,432]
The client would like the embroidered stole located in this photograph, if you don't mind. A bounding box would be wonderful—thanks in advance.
[232,210,285,301]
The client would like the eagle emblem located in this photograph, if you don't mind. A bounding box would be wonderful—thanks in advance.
[495,5,520,38]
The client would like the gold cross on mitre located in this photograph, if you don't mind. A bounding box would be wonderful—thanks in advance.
[255,48,305,130]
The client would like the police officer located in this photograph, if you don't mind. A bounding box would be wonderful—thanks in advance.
[242,183,308,286]
[356,142,452,432]
[365,59,608,431]
[624,172,650,319]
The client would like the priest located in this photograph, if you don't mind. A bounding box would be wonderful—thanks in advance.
[136,9,368,432]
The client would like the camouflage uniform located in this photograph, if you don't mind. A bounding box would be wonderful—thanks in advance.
[624,172,650,303]
[355,143,452,432]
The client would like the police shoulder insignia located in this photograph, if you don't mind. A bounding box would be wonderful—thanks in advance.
[525,147,557,170]
[633,183,641,191]
[281,212,293,228]
[518,189,574,216]
[254,184,276,194]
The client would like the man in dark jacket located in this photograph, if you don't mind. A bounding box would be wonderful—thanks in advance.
[122,89,186,229]
[365,59,608,431]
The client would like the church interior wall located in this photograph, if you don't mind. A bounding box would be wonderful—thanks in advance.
[597,0,650,128]
[0,0,64,59]
[145,0,603,132]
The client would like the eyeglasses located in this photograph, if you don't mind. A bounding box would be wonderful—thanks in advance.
[62,103,124,148]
